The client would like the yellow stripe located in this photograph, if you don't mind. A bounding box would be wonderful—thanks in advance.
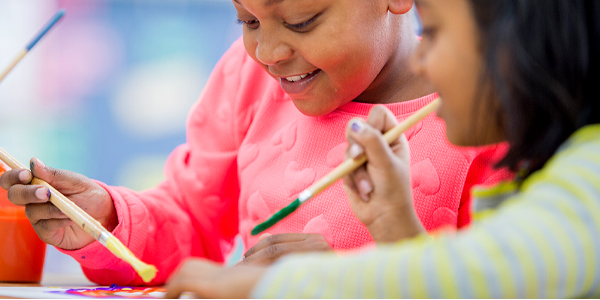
[472,181,518,198]
[477,230,518,297]
[513,212,558,297]
[361,254,379,297]
[384,246,405,297]
[472,208,497,222]
[501,220,540,297]
[341,261,356,298]
[534,204,578,297]
[453,234,492,297]
[283,260,312,298]
[565,124,600,145]
[432,238,459,298]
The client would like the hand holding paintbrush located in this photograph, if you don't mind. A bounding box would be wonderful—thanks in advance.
[0,10,157,282]
[251,98,441,235]
[0,152,157,282]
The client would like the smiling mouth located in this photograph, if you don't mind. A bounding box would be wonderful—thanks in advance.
[282,70,319,82]
[278,69,322,95]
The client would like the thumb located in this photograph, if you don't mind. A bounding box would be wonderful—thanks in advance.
[29,158,88,193]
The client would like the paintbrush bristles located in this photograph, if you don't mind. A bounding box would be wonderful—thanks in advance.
[251,199,301,235]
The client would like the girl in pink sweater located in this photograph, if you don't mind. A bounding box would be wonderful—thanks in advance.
[0,0,509,285]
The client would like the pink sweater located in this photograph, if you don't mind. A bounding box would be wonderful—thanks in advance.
[61,38,510,285]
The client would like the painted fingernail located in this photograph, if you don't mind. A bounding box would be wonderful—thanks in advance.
[351,121,365,133]
[18,170,32,182]
[349,144,364,159]
[35,187,48,200]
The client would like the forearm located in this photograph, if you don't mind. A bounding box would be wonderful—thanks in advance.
[59,182,201,286]
[251,199,600,298]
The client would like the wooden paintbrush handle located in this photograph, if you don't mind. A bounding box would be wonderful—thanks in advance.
[308,98,441,196]
[0,147,105,240]
[0,146,158,282]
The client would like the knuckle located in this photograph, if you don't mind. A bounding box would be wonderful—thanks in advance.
[244,247,255,257]
[37,219,50,231]
[371,105,387,117]
[24,205,34,220]
[265,245,280,259]
[363,129,380,144]
[320,240,332,250]
[46,204,59,217]
[8,170,21,183]
[266,234,279,245]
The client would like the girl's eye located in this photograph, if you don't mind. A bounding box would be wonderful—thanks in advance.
[285,14,320,31]
[236,19,260,29]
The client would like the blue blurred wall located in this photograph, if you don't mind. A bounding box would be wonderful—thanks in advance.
[0,0,242,279]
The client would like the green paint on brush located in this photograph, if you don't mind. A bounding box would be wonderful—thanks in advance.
[251,198,301,236]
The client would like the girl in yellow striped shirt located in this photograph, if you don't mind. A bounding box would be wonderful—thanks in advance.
[165,0,600,298]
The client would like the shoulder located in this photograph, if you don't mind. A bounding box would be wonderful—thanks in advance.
[215,37,266,79]
[522,124,600,199]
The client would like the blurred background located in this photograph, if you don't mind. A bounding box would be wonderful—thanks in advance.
[0,0,242,282]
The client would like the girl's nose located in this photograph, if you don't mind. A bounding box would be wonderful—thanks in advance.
[255,29,293,65]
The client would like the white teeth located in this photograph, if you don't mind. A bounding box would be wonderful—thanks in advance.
[285,75,303,82]
[285,71,315,82]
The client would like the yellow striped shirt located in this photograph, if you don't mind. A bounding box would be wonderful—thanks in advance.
[251,124,600,298]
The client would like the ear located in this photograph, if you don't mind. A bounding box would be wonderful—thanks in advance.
[388,0,414,15]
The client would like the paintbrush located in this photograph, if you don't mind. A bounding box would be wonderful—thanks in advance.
[0,10,157,282]
[0,9,65,84]
[251,97,441,236]
[0,148,158,282]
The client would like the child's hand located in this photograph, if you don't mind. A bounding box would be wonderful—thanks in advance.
[238,233,332,266]
[342,106,425,243]
[0,158,117,250]
[165,258,266,299]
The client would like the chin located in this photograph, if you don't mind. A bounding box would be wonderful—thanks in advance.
[291,99,338,117]
[444,123,475,147]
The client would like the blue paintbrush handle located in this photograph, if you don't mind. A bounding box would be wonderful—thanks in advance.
[25,9,65,51]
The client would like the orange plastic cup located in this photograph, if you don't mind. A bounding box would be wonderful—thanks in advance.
[0,163,47,283]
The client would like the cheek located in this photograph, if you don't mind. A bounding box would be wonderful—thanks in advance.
[243,33,259,61]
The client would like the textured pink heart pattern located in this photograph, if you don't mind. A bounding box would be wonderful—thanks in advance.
[238,143,259,171]
[303,214,334,246]
[271,121,297,151]
[326,143,348,168]
[284,161,317,198]
[411,158,441,195]
[246,191,270,222]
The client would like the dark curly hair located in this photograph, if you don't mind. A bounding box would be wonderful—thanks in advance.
[469,0,600,174]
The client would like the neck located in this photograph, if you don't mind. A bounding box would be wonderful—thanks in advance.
[354,33,435,104]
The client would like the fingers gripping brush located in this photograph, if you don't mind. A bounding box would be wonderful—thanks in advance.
[251,98,441,236]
